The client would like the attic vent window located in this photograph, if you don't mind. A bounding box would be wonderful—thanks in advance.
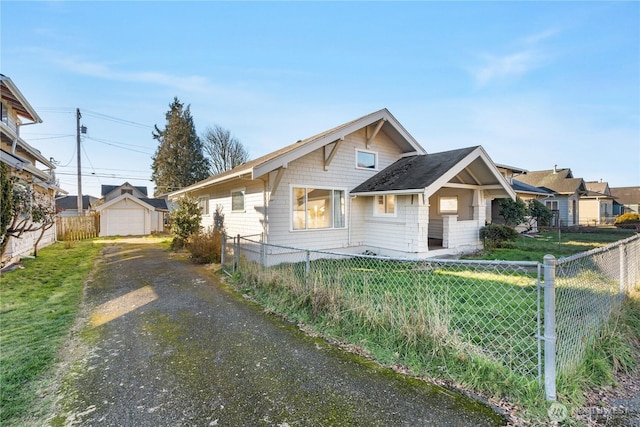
[356,149,377,170]
[121,189,133,195]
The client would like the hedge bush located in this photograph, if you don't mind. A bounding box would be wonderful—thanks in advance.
[480,224,520,249]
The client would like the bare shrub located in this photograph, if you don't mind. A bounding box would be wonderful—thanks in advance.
[186,227,222,264]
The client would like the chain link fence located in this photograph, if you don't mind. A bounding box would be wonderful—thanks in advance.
[221,233,640,399]
[554,234,640,376]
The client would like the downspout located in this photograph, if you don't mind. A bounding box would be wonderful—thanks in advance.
[348,195,355,246]
[11,121,38,155]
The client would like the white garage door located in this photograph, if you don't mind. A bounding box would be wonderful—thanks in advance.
[107,208,145,236]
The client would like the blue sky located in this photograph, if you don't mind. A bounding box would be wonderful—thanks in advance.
[2,1,639,197]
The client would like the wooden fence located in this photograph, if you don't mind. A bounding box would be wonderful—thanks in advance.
[56,215,100,241]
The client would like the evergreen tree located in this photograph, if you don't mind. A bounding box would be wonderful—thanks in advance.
[151,97,210,195]
[202,125,249,175]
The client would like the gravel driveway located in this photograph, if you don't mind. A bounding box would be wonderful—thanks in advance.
[53,240,506,426]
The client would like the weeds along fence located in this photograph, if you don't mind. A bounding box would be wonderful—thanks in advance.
[221,233,640,401]
[56,215,100,241]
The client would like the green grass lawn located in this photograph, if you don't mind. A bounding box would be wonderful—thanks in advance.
[465,229,636,261]
[234,230,638,423]
[0,240,102,425]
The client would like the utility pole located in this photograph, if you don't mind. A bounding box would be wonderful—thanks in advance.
[76,108,83,215]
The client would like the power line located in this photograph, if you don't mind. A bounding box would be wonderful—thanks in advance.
[56,172,152,180]
[28,134,75,141]
[85,136,153,155]
[82,109,153,130]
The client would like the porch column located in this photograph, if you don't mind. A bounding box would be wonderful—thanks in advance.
[442,214,458,249]
[472,189,485,223]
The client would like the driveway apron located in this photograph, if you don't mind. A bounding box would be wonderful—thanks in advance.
[56,241,505,426]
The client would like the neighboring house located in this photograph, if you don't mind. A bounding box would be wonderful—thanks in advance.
[168,109,515,259]
[55,195,99,217]
[95,182,168,236]
[515,166,587,227]
[489,164,556,230]
[579,181,615,225]
[610,187,640,215]
[1,74,65,264]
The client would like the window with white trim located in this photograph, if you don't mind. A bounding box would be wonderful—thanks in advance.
[545,200,559,211]
[356,149,377,170]
[292,187,345,230]
[231,189,245,212]
[1,104,8,125]
[439,196,458,214]
[374,195,395,215]
[198,196,210,215]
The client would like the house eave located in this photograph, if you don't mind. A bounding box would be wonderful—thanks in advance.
[0,74,43,124]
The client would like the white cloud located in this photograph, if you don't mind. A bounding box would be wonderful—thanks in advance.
[469,28,559,87]
[472,50,542,87]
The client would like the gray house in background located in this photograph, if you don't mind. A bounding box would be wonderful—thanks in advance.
[515,167,587,227]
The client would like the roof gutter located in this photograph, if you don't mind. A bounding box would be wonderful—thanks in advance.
[350,188,424,197]
[168,170,253,199]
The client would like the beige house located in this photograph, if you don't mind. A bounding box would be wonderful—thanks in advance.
[1,75,64,264]
[95,183,168,236]
[169,109,515,259]
[579,181,615,225]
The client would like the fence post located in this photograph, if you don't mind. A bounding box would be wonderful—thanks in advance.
[620,243,627,296]
[235,234,241,274]
[305,250,311,289]
[543,254,557,401]
[221,233,226,267]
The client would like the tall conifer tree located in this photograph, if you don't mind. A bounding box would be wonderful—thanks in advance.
[151,97,209,195]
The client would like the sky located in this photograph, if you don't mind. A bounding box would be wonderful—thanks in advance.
[2,1,639,198]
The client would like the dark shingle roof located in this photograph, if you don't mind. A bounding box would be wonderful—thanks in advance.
[55,195,98,211]
[511,180,555,195]
[516,169,586,194]
[351,147,477,194]
[101,183,148,197]
[140,198,168,210]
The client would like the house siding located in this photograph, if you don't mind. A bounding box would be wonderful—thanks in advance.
[265,128,404,250]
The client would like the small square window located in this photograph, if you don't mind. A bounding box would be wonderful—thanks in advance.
[439,196,458,214]
[198,196,210,215]
[231,190,245,212]
[356,150,377,170]
[375,195,395,215]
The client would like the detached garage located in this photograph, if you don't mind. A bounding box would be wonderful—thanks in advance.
[96,194,165,237]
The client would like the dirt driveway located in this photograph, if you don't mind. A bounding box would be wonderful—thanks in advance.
[52,239,506,426]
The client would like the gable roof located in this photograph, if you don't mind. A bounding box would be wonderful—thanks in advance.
[585,181,611,196]
[350,146,515,199]
[169,109,426,197]
[95,193,156,212]
[516,168,587,195]
[101,183,148,197]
